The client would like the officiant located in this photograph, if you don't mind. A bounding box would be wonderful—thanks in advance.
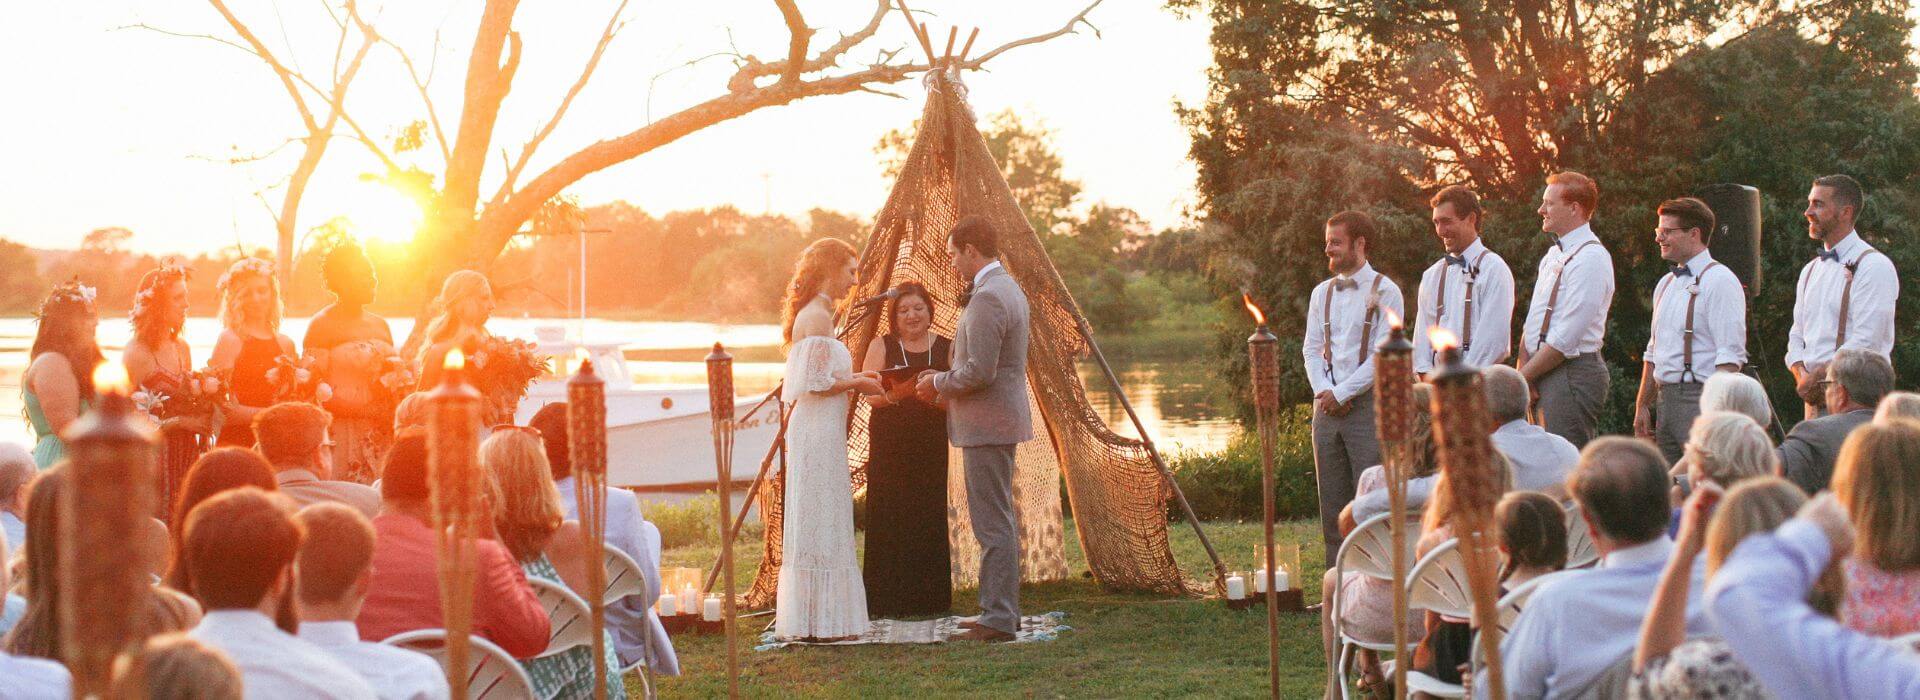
[859,281,954,616]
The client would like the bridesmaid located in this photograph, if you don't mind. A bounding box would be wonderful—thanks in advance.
[412,270,495,389]
[125,264,206,508]
[208,258,297,448]
[859,281,954,616]
[302,241,395,484]
[21,282,102,469]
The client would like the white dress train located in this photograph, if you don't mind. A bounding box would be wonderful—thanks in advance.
[773,335,870,639]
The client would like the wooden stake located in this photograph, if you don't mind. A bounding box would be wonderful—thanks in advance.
[942,26,958,65]
[958,27,980,63]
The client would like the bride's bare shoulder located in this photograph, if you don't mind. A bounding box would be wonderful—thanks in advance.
[792,304,835,340]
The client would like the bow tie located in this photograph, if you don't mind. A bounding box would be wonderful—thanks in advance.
[1817,249,1841,263]
[959,282,974,308]
[1443,254,1468,269]
[1669,264,1692,278]
[1332,278,1359,292]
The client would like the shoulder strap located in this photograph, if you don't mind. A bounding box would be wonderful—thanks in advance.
[1320,282,1335,366]
[1358,275,1386,366]
[1537,241,1600,348]
[1461,249,1492,352]
[1676,261,1721,383]
[1836,250,1882,350]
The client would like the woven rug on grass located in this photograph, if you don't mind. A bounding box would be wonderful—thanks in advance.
[754,612,1070,651]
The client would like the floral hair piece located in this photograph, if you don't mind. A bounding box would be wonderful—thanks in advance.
[38,279,98,318]
[130,263,193,323]
[217,257,276,292]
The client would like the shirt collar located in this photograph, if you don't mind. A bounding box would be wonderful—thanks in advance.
[295,620,362,646]
[1335,262,1377,285]
[972,260,1004,287]
[1459,238,1487,260]
[1601,536,1673,569]
[1493,419,1531,437]
[1827,231,1865,257]
[276,468,320,485]
[1555,223,1597,251]
[1675,249,1715,277]
[200,609,279,634]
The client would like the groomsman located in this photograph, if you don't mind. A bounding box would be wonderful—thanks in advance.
[1633,197,1747,463]
[1302,211,1404,557]
[1413,185,1515,377]
[1519,172,1616,448]
[1786,174,1898,419]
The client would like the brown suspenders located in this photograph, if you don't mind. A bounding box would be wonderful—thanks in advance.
[1435,249,1492,355]
[1537,241,1600,349]
[1835,250,1882,350]
[1321,274,1388,377]
[1652,261,1723,384]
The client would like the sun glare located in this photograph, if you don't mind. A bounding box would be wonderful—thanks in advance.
[346,183,425,243]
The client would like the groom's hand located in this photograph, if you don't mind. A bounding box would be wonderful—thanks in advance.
[914,370,939,403]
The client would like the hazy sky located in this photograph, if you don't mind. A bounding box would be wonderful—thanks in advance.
[0,1,1210,255]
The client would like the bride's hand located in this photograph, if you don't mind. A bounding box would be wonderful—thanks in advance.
[848,375,885,396]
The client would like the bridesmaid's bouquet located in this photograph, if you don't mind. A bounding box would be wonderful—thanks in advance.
[267,354,334,405]
[470,337,549,422]
[132,370,226,428]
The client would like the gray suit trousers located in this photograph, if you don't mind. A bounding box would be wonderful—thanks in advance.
[1538,352,1610,449]
[1311,392,1379,558]
[962,443,1020,634]
[1654,381,1703,465]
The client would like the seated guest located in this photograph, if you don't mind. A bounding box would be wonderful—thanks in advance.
[355,434,550,657]
[1634,477,1822,696]
[1407,458,1520,687]
[1830,421,1920,637]
[183,488,376,699]
[292,503,449,700]
[0,531,29,643]
[1668,411,1777,530]
[1478,438,1709,698]
[109,633,242,700]
[482,429,626,698]
[1345,385,1439,524]
[529,403,678,675]
[1483,365,1579,497]
[0,443,31,547]
[254,402,380,518]
[392,392,429,434]
[1699,371,1775,434]
[1872,390,1920,424]
[6,467,200,663]
[1779,348,1890,494]
[164,447,278,594]
[0,622,67,700]
[1707,493,1920,697]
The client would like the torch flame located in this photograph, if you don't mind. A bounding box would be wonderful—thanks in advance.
[92,361,130,395]
[1385,308,1403,329]
[1242,293,1266,325]
[445,347,466,371]
[1428,326,1460,352]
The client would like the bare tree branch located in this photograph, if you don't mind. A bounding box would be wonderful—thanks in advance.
[492,0,631,208]
[773,0,812,85]
[118,23,261,59]
[730,0,889,91]
[207,0,319,133]
[372,30,454,163]
[963,0,1104,68]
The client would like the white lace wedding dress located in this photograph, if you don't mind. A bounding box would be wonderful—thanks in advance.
[773,334,870,639]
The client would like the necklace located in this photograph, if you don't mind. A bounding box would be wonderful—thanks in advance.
[899,334,933,366]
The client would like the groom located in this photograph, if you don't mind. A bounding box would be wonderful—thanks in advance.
[916,216,1032,643]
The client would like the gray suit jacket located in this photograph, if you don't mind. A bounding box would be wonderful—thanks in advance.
[934,265,1034,448]
[1778,408,1873,494]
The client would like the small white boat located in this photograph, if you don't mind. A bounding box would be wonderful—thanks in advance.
[513,328,781,502]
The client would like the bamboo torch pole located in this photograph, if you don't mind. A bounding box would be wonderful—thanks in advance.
[569,358,611,700]
[62,361,158,697]
[428,349,484,699]
[1373,312,1414,700]
[1241,294,1281,700]
[706,343,740,699]
[1426,329,1506,700]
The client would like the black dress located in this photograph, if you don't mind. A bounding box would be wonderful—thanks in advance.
[862,333,953,617]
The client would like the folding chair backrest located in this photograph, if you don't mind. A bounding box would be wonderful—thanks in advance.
[1407,539,1472,620]
[1563,502,1600,569]
[602,543,648,605]
[1339,513,1415,582]
[528,578,596,659]
[382,630,538,700]
[1895,631,1920,654]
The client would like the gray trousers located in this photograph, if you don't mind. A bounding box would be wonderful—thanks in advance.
[962,443,1020,634]
[1311,392,1379,558]
[1538,353,1610,449]
[1654,381,1704,465]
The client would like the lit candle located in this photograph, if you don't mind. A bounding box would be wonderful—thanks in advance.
[680,583,698,613]
[657,592,679,617]
[62,361,158,697]
[703,594,723,622]
[1225,573,1247,601]
[429,347,484,699]
[1274,567,1289,592]
[1253,569,1268,594]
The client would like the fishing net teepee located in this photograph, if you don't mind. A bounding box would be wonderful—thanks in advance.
[744,68,1197,607]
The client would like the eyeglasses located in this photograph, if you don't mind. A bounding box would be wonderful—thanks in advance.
[489,424,542,437]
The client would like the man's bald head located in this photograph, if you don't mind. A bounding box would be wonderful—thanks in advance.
[1566,437,1670,546]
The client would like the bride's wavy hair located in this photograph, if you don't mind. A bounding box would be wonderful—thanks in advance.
[780,238,857,346]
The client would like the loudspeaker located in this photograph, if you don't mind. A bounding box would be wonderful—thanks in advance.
[1695,183,1763,297]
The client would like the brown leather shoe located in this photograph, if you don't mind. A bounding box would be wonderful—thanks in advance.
[958,620,986,631]
[954,626,1016,643]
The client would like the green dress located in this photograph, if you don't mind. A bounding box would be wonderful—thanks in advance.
[521,556,628,700]
[22,388,85,469]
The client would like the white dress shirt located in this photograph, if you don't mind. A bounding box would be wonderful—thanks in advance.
[1413,239,1516,373]
[1348,465,1436,523]
[1,511,24,551]
[1489,419,1581,493]
[1521,224,1616,357]
[1303,263,1405,403]
[556,476,680,676]
[971,259,1004,289]
[1645,249,1747,384]
[0,652,68,699]
[296,620,449,700]
[1785,231,1899,369]
[191,610,377,700]
[1477,537,1709,699]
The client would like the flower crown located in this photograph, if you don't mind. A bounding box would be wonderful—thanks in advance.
[131,264,193,318]
[39,279,98,317]
[217,257,276,292]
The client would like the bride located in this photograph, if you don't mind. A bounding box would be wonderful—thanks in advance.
[776,238,886,642]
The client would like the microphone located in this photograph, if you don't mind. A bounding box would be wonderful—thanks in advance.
[856,289,901,307]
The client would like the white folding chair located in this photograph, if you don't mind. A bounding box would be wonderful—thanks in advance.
[382,630,538,700]
[602,543,648,605]
[1563,502,1599,569]
[1331,513,1420,700]
[528,578,596,660]
[1464,575,1550,681]
[1398,539,1469,698]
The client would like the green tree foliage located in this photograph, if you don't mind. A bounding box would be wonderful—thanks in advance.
[0,239,47,314]
[1178,0,1920,427]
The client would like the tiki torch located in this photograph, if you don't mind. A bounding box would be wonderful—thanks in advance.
[429,348,483,698]
[706,343,740,699]
[1373,312,1413,700]
[1243,294,1281,700]
[1427,328,1506,700]
[62,361,158,697]
[569,357,610,700]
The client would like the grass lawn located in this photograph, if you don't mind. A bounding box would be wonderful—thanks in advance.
[641,518,1332,698]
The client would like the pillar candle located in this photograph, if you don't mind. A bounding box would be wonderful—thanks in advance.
[1225,574,1247,600]
[658,593,679,617]
[703,595,723,622]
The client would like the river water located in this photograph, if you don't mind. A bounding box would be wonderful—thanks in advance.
[0,316,1238,454]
